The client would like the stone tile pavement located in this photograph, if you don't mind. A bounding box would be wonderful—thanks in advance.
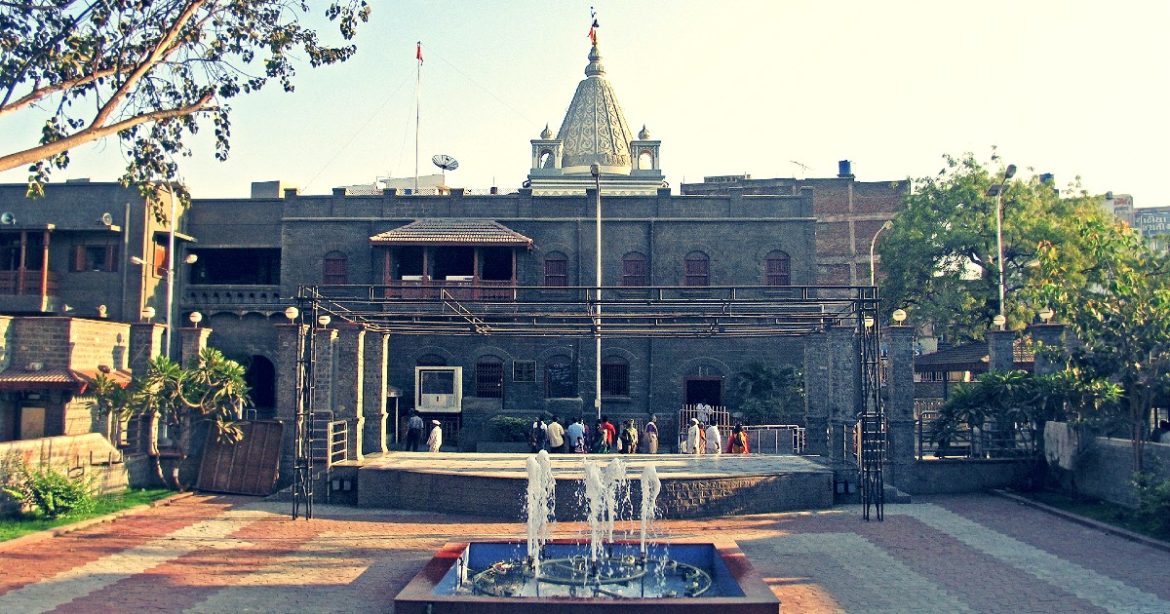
[1,493,1168,613]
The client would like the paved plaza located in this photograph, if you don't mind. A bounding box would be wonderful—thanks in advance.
[1,493,1168,613]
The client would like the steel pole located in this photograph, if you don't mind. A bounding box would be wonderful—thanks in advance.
[593,165,602,420]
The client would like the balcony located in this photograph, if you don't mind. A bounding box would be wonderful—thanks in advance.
[385,277,517,301]
[0,270,60,312]
[183,284,283,311]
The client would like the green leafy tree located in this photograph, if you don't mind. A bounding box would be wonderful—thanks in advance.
[95,348,250,489]
[1034,216,1170,472]
[0,0,370,212]
[729,362,805,425]
[879,152,1107,342]
[931,370,1121,456]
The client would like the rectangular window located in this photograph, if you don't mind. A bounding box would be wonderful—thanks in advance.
[601,363,630,397]
[765,258,790,286]
[513,360,536,382]
[622,258,647,286]
[476,361,503,398]
[152,242,168,277]
[685,258,709,286]
[544,259,567,286]
[545,361,576,398]
[323,256,347,285]
[72,244,118,272]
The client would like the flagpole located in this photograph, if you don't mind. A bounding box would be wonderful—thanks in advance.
[414,42,421,193]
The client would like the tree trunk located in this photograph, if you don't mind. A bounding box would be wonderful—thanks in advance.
[146,411,166,486]
[172,414,195,491]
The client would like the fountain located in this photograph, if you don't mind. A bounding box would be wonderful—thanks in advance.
[394,455,779,612]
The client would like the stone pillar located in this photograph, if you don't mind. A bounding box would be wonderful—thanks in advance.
[179,326,212,367]
[827,325,858,465]
[803,331,831,456]
[129,323,165,375]
[886,324,916,475]
[986,329,1016,372]
[313,327,339,460]
[274,323,305,485]
[362,331,389,455]
[1028,323,1066,376]
[333,324,365,461]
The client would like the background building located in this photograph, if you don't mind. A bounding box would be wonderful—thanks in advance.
[680,163,908,285]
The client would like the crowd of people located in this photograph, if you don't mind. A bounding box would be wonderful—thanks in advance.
[405,409,754,454]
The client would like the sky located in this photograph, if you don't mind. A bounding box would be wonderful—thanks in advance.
[2,0,1169,205]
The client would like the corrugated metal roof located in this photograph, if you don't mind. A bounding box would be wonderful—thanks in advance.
[0,368,132,392]
[369,219,533,247]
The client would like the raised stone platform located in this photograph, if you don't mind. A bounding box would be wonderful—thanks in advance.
[351,452,833,519]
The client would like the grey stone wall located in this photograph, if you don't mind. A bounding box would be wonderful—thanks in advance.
[900,458,1040,494]
[356,470,832,519]
[1065,437,1170,508]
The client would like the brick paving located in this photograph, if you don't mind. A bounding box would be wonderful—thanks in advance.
[0,493,1168,613]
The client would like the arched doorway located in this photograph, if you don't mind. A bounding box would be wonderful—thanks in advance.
[245,355,276,419]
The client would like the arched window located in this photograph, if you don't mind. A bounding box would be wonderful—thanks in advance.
[684,251,709,287]
[539,150,554,169]
[601,356,630,397]
[544,252,568,286]
[765,250,791,286]
[545,355,576,398]
[638,150,653,170]
[323,251,347,285]
[475,356,504,398]
[622,252,647,286]
[416,354,447,367]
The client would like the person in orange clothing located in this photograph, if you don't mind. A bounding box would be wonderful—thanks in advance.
[727,423,750,454]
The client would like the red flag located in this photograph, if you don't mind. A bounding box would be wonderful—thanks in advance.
[416,42,423,64]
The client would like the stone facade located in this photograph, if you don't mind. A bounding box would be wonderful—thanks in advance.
[182,183,820,456]
[679,169,909,285]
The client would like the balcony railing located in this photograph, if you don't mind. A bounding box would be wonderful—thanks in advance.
[184,284,282,307]
[384,277,517,300]
[0,270,59,295]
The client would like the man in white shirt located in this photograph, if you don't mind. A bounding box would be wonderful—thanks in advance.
[705,422,722,455]
[427,419,443,452]
[686,418,701,454]
[547,415,566,452]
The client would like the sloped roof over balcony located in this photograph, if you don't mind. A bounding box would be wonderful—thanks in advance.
[0,367,132,393]
[369,219,534,247]
[913,339,1034,373]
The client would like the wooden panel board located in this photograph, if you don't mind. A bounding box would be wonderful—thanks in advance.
[197,420,283,496]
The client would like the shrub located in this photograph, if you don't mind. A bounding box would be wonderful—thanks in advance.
[2,462,95,518]
[1133,468,1170,535]
[487,416,531,442]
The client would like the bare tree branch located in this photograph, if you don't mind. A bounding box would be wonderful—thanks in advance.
[0,90,215,173]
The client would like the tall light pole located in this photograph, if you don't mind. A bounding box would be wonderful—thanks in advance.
[988,164,1017,323]
[165,196,177,358]
[869,220,894,286]
[591,163,602,420]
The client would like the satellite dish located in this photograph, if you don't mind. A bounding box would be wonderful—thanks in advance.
[0,212,15,225]
[432,154,459,172]
[99,212,114,226]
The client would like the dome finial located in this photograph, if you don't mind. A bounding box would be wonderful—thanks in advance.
[540,123,552,139]
[638,124,651,140]
[585,43,605,77]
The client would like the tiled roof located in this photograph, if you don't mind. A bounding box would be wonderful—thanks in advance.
[369,219,534,247]
[914,339,1034,372]
[0,368,132,392]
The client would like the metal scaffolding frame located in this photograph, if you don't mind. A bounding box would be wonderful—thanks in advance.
[290,283,886,520]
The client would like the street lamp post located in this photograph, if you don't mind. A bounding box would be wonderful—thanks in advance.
[591,163,602,420]
[869,220,894,286]
[988,164,1018,323]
